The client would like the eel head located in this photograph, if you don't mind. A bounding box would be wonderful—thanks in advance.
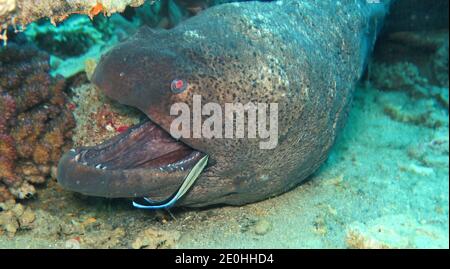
[57,27,217,203]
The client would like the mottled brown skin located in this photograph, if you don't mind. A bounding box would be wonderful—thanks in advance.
[59,0,385,207]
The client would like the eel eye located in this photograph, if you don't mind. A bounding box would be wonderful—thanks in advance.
[171,79,188,94]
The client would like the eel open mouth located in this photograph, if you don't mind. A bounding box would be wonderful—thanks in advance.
[57,119,204,200]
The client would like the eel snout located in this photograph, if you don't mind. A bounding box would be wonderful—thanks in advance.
[57,119,205,200]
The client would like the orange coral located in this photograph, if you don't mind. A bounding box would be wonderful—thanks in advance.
[89,3,106,20]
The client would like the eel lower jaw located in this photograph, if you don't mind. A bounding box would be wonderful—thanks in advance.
[57,119,204,199]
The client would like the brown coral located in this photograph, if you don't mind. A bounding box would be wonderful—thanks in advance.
[0,43,75,202]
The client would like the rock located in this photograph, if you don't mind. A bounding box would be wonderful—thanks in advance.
[19,207,36,228]
[64,238,81,249]
[8,182,36,200]
[400,163,435,177]
[346,215,449,249]
[383,102,446,129]
[0,200,35,237]
[0,210,19,237]
[131,228,180,249]
[0,0,15,17]
[371,62,429,95]
[10,202,23,216]
[31,209,80,239]
[324,174,345,186]
[82,227,126,249]
[1,0,146,31]
[253,219,272,236]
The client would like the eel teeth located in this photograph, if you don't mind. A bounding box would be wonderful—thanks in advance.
[74,154,80,162]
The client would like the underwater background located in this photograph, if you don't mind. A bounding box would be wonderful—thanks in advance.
[0,0,449,248]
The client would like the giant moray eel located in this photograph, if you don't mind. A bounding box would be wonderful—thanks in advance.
[58,0,388,207]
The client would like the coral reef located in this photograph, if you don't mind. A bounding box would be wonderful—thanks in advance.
[0,0,242,46]
[0,0,15,17]
[371,30,449,88]
[0,0,241,26]
[24,14,138,78]
[0,43,75,202]
[17,0,242,78]
[26,16,111,60]
[0,0,146,33]
[0,199,35,237]
[70,83,141,148]
[368,30,449,128]
[371,62,430,96]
